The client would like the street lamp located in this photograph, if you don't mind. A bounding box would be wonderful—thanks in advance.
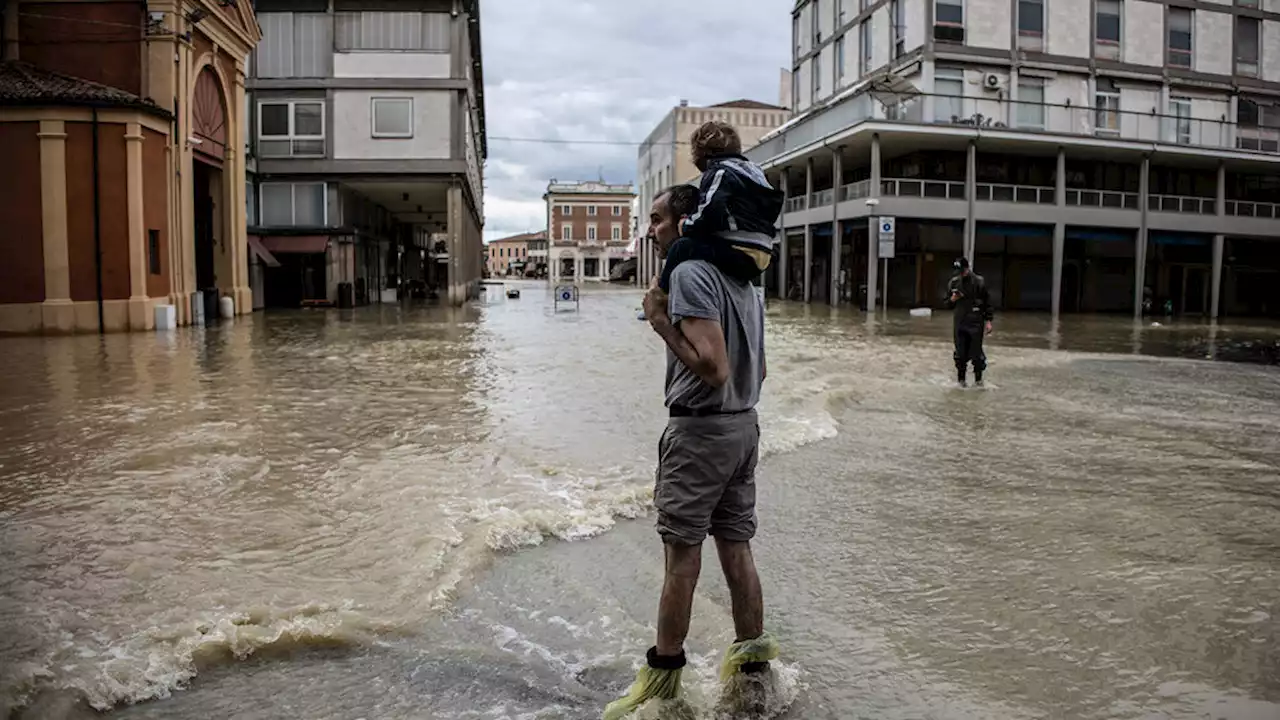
[865,197,887,317]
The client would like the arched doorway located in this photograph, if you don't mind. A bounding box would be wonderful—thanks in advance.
[191,67,230,321]
[558,251,576,281]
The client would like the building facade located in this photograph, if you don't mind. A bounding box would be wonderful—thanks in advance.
[544,181,634,283]
[0,0,259,333]
[247,0,485,309]
[748,0,1280,319]
[486,230,539,276]
[634,99,791,285]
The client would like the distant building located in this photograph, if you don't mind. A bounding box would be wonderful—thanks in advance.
[544,181,635,283]
[486,231,541,277]
[634,100,791,286]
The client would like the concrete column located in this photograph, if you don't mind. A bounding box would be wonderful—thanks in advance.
[1051,223,1065,319]
[831,147,843,306]
[447,184,463,305]
[125,123,150,330]
[965,139,976,262]
[1216,161,1226,216]
[1211,234,1224,319]
[778,171,789,300]
[38,120,74,332]
[1135,154,1150,319]
[866,133,882,313]
[803,225,813,303]
[231,71,251,315]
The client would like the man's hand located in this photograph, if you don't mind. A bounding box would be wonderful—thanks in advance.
[985,321,993,336]
[643,278,670,331]
[951,290,964,302]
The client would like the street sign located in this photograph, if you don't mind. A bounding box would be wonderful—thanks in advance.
[877,216,896,259]
[554,284,579,311]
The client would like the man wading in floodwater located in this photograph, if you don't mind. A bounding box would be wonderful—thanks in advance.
[944,257,994,387]
[604,185,777,719]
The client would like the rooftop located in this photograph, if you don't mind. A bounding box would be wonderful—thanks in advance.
[709,99,789,111]
[488,230,545,244]
[545,180,635,197]
[0,62,170,116]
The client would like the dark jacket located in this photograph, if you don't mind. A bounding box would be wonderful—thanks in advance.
[944,273,993,328]
[680,154,784,256]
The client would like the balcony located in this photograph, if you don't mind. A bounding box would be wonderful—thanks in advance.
[975,183,1054,204]
[1148,194,1215,214]
[784,196,808,213]
[881,178,966,200]
[1226,199,1280,219]
[748,91,1276,165]
[1066,189,1140,210]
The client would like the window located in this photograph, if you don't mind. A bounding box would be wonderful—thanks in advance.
[792,68,801,109]
[587,225,597,241]
[611,224,622,241]
[1167,8,1192,68]
[1095,82,1120,136]
[935,0,964,43]
[148,230,161,275]
[260,182,326,226]
[835,36,846,83]
[935,67,964,122]
[587,205,597,216]
[371,97,413,138]
[612,205,622,216]
[860,19,872,75]
[560,223,572,241]
[1095,0,1121,60]
[1016,80,1045,129]
[258,101,324,157]
[793,13,801,55]
[1237,16,1260,77]
[561,204,572,215]
[812,2,821,43]
[1018,0,1044,51]
[1169,96,1192,145]
[812,56,821,98]
[893,0,906,58]
[839,0,848,26]
[1237,0,1260,8]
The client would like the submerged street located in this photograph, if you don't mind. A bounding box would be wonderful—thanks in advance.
[1,283,1278,719]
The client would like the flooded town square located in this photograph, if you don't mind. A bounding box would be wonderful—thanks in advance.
[0,283,1276,719]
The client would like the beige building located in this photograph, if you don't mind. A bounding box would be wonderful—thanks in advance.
[545,181,634,283]
[634,99,791,285]
[486,230,539,277]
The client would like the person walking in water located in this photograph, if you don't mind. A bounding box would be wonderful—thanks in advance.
[604,184,777,718]
[944,257,993,387]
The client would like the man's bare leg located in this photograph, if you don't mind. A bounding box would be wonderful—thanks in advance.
[656,542,702,656]
[714,538,763,641]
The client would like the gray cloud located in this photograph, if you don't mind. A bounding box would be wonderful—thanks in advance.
[481,0,791,240]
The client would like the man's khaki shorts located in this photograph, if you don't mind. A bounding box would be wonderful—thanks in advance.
[654,410,760,545]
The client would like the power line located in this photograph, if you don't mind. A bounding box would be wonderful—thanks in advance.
[488,135,692,147]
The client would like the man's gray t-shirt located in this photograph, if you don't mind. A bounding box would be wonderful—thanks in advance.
[664,260,765,411]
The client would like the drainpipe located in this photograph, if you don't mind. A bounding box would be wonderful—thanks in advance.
[92,108,105,333]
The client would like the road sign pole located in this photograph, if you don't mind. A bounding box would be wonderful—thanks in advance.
[882,257,889,318]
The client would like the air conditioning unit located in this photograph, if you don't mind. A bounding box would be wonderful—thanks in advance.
[982,73,1004,91]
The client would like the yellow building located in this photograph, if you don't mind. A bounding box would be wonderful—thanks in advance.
[486,231,540,277]
[0,0,260,333]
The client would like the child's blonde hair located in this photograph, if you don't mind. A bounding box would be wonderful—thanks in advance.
[690,121,742,172]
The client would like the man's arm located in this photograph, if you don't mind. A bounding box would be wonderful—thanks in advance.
[944,277,960,309]
[652,316,730,388]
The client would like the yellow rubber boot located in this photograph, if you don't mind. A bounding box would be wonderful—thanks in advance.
[718,631,780,682]
[602,648,685,720]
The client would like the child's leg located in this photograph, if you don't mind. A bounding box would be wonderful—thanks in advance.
[708,245,770,285]
[657,237,710,292]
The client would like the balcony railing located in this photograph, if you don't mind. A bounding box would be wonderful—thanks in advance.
[975,182,1054,204]
[841,179,872,201]
[1066,189,1140,210]
[747,91,1276,164]
[810,189,835,208]
[1147,194,1215,214]
[1225,199,1280,219]
[881,177,966,200]
[784,196,808,212]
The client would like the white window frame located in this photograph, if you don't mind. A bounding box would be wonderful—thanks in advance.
[560,204,572,215]
[935,67,965,122]
[1016,79,1046,130]
[370,97,413,139]
[560,223,572,241]
[1095,90,1121,136]
[612,205,622,216]
[934,0,965,43]
[1236,16,1260,77]
[835,35,846,83]
[1095,0,1122,58]
[259,182,328,226]
[587,205,597,216]
[812,55,821,98]
[860,19,873,75]
[1017,0,1045,50]
[257,100,325,158]
[1169,96,1192,145]
[611,223,622,241]
[587,224,597,241]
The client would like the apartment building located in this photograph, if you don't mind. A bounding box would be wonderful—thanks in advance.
[749,0,1280,319]
[545,181,634,283]
[486,230,540,277]
[634,99,791,286]
[0,0,259,333]
[247,0,485,309]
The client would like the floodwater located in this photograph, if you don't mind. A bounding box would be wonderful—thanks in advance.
[1,282,1278,720]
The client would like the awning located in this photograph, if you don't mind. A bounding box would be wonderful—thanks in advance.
[260,235,329,254]
[247,235,281,268]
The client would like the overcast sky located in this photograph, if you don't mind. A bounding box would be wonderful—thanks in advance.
[480,0,791,242]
